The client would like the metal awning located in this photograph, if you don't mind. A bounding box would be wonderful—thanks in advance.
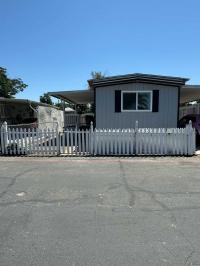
[48,90,94,104]
[49,85,200,105]
[180,85,200,104]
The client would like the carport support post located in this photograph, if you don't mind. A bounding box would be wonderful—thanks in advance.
[135,120,139,155]
[62,100,65,130]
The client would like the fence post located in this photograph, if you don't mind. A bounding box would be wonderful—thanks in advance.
[189,120,196,155]
[57,129,61,156]
[2,121,8,148]
[135,120,138,155]
[186,120,194,156]
[90,121,94,155]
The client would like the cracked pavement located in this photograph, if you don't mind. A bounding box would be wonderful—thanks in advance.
[0,156,200,265]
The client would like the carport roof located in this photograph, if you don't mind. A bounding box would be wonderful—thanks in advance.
[49,85,200,105]
[0,97,58,109]
[48,90,94,104]
[48,75,200,105]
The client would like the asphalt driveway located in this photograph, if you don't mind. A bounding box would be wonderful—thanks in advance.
[0,156,200,266]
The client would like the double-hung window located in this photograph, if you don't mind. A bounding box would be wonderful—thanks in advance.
[122,91,152,112]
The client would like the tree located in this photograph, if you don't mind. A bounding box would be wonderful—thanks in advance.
[91,71,105,80]
[40,93,53,105]
[0,67,27,98]
[86,71,106,113]
[54,101,74,110]
[76,104,92,114]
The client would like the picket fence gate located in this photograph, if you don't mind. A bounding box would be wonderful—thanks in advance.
[0,121,196,156]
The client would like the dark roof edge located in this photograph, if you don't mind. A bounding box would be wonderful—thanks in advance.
[48,90,89,95]
[88,73,189,88]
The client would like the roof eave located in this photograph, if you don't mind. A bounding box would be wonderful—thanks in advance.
[88,74,189,88]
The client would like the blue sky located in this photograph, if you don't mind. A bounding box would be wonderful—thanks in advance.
[0,0,200,101]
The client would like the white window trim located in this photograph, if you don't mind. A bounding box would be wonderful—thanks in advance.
[121,91,153,112]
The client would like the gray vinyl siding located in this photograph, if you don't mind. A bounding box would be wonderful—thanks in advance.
[95,83,178,128]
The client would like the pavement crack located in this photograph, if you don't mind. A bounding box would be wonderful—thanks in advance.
[0,194,99,207]
[147,190,177,224]
[0,168,35,199]
[119,160,135,207]
[175,228,196,265]
[106,183,123,191]
[118,161,177,223]
[0,198,71,206]
[184,249,195,265]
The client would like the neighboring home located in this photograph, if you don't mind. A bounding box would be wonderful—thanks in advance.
[0,98,64,131]
[180,85,200,104]
[49,73,200,129]
[179,85,200,118]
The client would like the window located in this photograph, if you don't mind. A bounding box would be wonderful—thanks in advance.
[122,91,152,111]
[122,92,136,110]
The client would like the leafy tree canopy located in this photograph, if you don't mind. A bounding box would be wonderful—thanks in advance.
[54,101,74,109]
[91,71,105,80]
[0,67,27,98]
[87,71,106,113]
[40,93,53,105]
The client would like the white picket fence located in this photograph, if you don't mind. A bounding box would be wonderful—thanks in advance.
[92,127,195,156]
[0,121,196,156]
[0,122,59,156]
[60,129,91,155]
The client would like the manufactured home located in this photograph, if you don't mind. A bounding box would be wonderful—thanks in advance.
[49,73,200,129]
[1,73,199,157]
